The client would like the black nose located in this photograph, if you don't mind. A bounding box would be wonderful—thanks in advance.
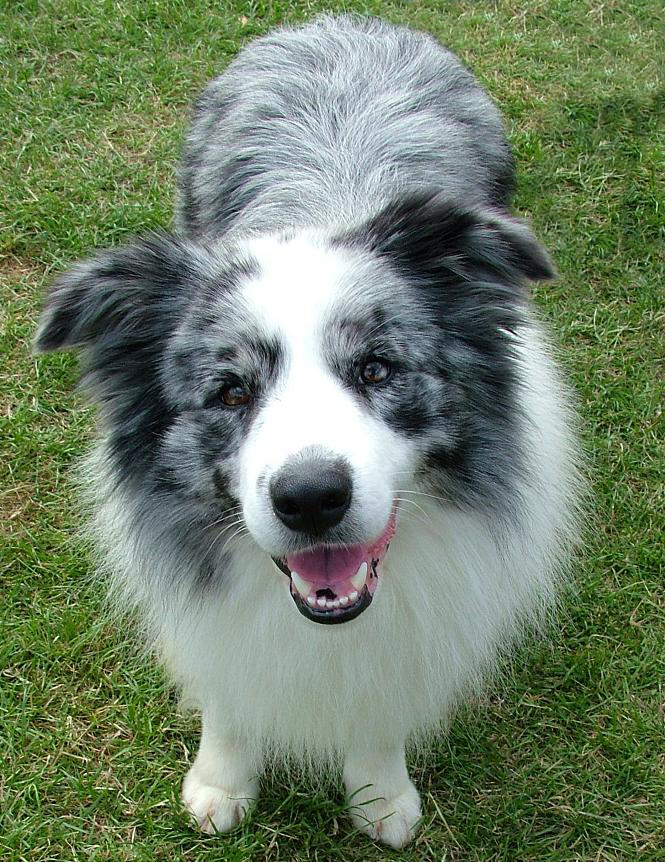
[270,460,352,535]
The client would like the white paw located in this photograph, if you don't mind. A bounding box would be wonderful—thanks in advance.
[348,782,421,848]
[182,768,257,834]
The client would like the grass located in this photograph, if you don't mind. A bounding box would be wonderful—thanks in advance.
[1,0,663,859]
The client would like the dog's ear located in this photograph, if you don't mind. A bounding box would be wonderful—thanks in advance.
[338,192,555,286]
[33,232,192,353]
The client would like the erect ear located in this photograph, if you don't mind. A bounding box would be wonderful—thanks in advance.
[337,192,555,285]
[33,232,193,353]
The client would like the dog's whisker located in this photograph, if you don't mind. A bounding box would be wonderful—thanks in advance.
[394,488,448,504]
[208,509,244,530]
[209,527,246,559]
[393,504,430,532]
[206,517,247,556]
[394,499,433,528]
[207,516,245,538]
[219,525,250,555]
[393,496,433,524]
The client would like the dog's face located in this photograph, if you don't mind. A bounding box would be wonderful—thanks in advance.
[35,193,553,624]
[164,233,426,623]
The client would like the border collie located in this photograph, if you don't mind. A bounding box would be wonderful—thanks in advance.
[35,16,579,849]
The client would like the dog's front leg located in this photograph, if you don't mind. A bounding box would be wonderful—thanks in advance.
[182,717,261,834]
[343,743,421,848]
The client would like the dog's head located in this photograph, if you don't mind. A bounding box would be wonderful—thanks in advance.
[35,193,553,624]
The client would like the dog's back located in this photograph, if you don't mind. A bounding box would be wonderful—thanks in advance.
[178,15,514,238]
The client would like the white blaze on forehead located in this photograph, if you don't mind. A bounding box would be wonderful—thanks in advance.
[240,233,357,345]
[238,233,370,463]
[234,232,413,552]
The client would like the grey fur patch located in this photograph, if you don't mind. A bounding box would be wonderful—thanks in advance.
[176,15,514,238]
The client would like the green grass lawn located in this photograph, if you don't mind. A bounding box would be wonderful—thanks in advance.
[1,1,663,859]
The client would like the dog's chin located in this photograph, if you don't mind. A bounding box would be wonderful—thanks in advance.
[271,512,396,625]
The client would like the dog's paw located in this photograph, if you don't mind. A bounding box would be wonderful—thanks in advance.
[182,768,257,834]
[348,782,421,849]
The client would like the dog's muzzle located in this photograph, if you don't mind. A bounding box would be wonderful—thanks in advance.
[272,511,396,625]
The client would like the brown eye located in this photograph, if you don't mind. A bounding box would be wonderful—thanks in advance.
[220,382,251,407]
[361,358,391,385]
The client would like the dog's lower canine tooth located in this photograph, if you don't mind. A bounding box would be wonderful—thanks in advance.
[291,570,311,598]
[351,562,368,591]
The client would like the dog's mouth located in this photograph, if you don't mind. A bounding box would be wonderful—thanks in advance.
[272,512,396,625]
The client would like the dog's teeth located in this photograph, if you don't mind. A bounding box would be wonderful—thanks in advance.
[291,570,312,598]
[332,599,340,608]
[306,596,316,607]
[339,595,349,606]
[325,600,334,609]
[351,562,368,591]
[317,597,327,608]
[349,590,359,602]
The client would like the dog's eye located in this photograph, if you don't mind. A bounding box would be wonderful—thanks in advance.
[360,358,391,385]
[220,382,251,407]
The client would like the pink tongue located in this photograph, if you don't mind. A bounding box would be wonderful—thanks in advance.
[285,512,397,587]
[286,545,366,586]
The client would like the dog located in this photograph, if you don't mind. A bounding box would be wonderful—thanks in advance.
[35,15,579,849]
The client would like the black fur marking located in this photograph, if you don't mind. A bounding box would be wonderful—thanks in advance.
[329,194,556,513]
[337,192,553,294]
[161,307,283,526]
[34,234,266,575]
[34,234,202,487]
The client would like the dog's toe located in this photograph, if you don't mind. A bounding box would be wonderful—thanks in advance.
[182,770,256,834]
[348,783,421,849]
